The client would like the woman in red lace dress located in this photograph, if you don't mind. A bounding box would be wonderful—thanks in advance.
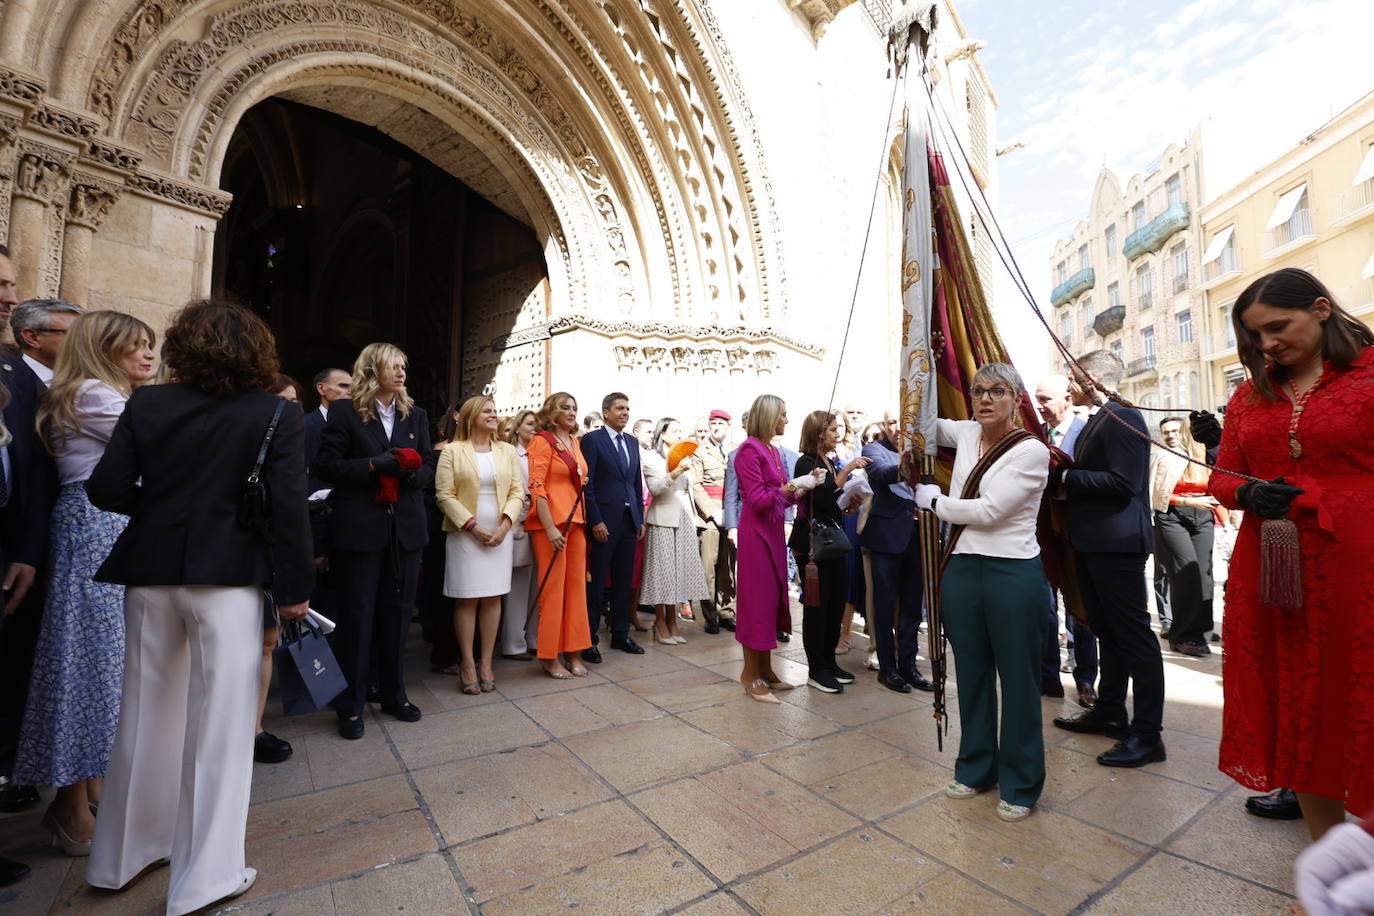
[1206,268,1374,841]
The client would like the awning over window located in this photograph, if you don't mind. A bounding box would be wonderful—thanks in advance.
[1362,250,1374,280]
[1265,184,1308,231]
[1355,144,1374,186]
[1200,225,1235,265]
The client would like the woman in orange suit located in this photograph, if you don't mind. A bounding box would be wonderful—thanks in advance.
[526,391,592,678]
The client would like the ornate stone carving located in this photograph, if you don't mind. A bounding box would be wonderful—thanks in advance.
[788,0,863,39]
[13,146,72,203]
[126,171,232,216]
[698,348,725,371]
[0,66,45,112]
[29,104,102,143]
[84,138,143,175]
[545,314,822,358]
[68,180,121,230]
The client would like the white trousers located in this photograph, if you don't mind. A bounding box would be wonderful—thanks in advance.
[499,562,539,655]
[87,585,261,916]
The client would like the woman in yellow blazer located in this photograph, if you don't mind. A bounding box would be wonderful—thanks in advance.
[435,396,526,694]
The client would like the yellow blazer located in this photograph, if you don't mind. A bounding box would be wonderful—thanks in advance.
[435,440,526,533]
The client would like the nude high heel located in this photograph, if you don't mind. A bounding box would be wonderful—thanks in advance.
[42,810,91,857]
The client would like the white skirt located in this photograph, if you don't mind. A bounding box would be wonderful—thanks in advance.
[443,491,514,599]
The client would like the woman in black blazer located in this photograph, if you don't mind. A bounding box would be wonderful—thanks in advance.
[84,300,312,915]
[314,342,434,739]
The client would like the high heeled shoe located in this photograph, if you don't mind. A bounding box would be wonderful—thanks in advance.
[42,810,92,857]
[742,679,780,704]
[653,630,674,644]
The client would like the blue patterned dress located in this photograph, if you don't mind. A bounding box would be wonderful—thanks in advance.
[14,380,128,787]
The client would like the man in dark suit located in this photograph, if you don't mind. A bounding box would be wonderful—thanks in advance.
[859,411,932,694]
[582,392,645,662]
[305,368,350,486]
[1034,374,1097,708]
[1052,350,1165,768]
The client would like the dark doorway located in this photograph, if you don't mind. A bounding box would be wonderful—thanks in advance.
[212,97,547,419]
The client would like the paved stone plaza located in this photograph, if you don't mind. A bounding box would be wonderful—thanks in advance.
[3,610,1306,915]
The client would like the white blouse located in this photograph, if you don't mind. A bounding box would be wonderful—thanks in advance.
[932,419,1049,560]
[53,379,127,485]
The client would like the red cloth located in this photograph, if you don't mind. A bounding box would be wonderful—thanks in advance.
[1209,348,1374,813]
[373,448,423,504]
[1171,479,1224,525]
[702,484,724,500]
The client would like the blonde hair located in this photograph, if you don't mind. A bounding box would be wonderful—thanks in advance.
[38,310,154,449]
[745,394,785,442]
[350,342,413,423]
[536,391,577,431]
[506,409,537,445]
[454,396,495,442]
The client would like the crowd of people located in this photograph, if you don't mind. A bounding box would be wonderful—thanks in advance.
[0,252,1369,912]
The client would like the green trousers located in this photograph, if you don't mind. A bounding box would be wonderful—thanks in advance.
[941,553,1051,808]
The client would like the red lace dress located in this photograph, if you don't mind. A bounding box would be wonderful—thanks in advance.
[1210,348,1374,811]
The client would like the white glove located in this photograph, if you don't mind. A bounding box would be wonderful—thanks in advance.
[1297,823,1374,915]
[789,468,826,492]
[914,483,942,511]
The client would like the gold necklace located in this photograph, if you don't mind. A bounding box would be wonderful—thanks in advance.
[1284,374,1324,459]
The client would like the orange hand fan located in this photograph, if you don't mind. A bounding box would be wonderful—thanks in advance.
[667,440,698,471]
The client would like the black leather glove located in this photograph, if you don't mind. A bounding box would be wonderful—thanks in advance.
[1189,410,1223,449]
[1235,477,1304,519]
[371,452,402,475]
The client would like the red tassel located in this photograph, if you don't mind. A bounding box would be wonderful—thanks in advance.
[803,561,820,606]
[1259,518,1303,609]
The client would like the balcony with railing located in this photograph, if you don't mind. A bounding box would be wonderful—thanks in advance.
[1264,208,1316,259]
[1122,201,1190,260]
[1332,180,1374,227]
[1171,270,1189,295]
[1125,354,1157,378]
[1203,247,1240,286]
[1050,267,1095,306]
[1092,305,1126,336]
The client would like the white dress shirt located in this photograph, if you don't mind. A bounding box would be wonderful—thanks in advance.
[318,404,329,422]
[22,354,53,386]
[932,419,1049,559]
[55,380,127,485]
[376,398,396,439]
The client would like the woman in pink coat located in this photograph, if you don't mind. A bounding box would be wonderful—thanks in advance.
[733,394,824,703]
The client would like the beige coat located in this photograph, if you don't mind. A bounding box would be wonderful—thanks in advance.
[435,439,526,532]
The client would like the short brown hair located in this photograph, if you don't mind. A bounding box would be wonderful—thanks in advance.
[163,299,279,396]
[798,409,836,457]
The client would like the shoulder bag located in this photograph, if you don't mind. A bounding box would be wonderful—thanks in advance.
[238,399,286,542]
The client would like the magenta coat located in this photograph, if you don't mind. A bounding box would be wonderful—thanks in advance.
[734,437,800,651]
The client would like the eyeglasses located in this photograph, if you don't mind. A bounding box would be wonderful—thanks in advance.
[971,387,1012,401]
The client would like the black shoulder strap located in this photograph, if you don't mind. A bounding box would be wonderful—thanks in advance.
[249,400,286,484]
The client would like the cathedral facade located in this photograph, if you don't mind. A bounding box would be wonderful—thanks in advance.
[0,0,995,421]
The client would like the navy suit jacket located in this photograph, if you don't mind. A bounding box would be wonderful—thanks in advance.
[1059,415,1086,459]
[0,353,56,568]
[858,438,917,554]
[581,426,643,530]
[1063,401,1152,554]
[303,404,328,492]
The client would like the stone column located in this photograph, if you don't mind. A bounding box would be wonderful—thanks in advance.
[61,180,119,304]
[10,149,68,300]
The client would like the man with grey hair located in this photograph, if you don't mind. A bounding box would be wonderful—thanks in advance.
[9,299,83,387]
[1050,349,1163,768]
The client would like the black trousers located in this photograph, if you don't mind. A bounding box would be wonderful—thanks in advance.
[799,555,845,675]
[0,584,43,772]
[1153,507,1214,644]
[1077,552,1164,738]
[586,506,637,645]
[864,543,923,676]
[330,546,421,718]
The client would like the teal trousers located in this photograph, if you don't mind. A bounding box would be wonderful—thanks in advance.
[941,553,1051,807]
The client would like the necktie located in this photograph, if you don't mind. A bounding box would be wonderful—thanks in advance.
[1049,427,1060,446]
[616,433,629,471]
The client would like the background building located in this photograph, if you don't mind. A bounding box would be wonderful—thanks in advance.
[0,0,995,428]
[1047,131,1204,410]
[1198,91,1374,408]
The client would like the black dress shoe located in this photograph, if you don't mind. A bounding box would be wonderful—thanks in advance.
[704,622,721,634]
[610,637,645,655]
[877,671,912,693]
[899,669,935,692]
[254,731,294,764]
[1245,788,1302,820]
[338,717,365,740]
[1053,709,1129,739]
[777,631,790,643]
[366,685,383,705]
[1097,735,1166,768]
[583,646,604,664]
[381,702,422,722]
[0,856,30,887]
[0,782,40,813]
[720,618,736,632]
[1041,678,1066,698]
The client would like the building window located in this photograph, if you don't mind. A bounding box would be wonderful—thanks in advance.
[1081,300,1094,338]
[1060,309,1073,344]
[1055,260,1067,285]
[1202,226,1239,281]
[1177,309,1193,343]
[1136,265,1153,308]
[1189,370,1200,407]
[1142,326,1156,358]
[1166,172,1183,209]
[1111,339,1124,362]
[1220,301,1236,348]
[1170,243,1188,293]
[1267,184,1313,248]
[1133,201,1146,230]
[1105,224,1117,257]
[1161,374,1173,408]
[1078,244,1090,272]
[1108,281,1120,308]
[1224,365,1246,397]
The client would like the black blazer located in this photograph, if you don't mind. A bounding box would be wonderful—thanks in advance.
[303,404,328,492]
[788,453,841,556]
[314,399,434,553]
[1063,400,1153,554]
[86,384,315,606]
[0,351,56,568]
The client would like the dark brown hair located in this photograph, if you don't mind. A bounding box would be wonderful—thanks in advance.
[1233,268,1373,400]
[163,298,279,396]
[272,374,302,399]
[798,409,837,458]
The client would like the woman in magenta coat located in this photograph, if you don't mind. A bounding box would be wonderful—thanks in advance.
[733,394,824,703]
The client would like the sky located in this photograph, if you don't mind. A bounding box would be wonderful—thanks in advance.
[954,0,1374,381]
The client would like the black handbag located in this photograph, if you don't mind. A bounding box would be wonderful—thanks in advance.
[238,399,286,541]
[809,516,852,562]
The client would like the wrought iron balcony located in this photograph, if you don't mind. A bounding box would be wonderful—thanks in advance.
[1051,267,1095,306]
[1122,201,1190,260]
[1171,271,1189,294]
[1126,354,1158,378]
[1092,304,1126,337]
